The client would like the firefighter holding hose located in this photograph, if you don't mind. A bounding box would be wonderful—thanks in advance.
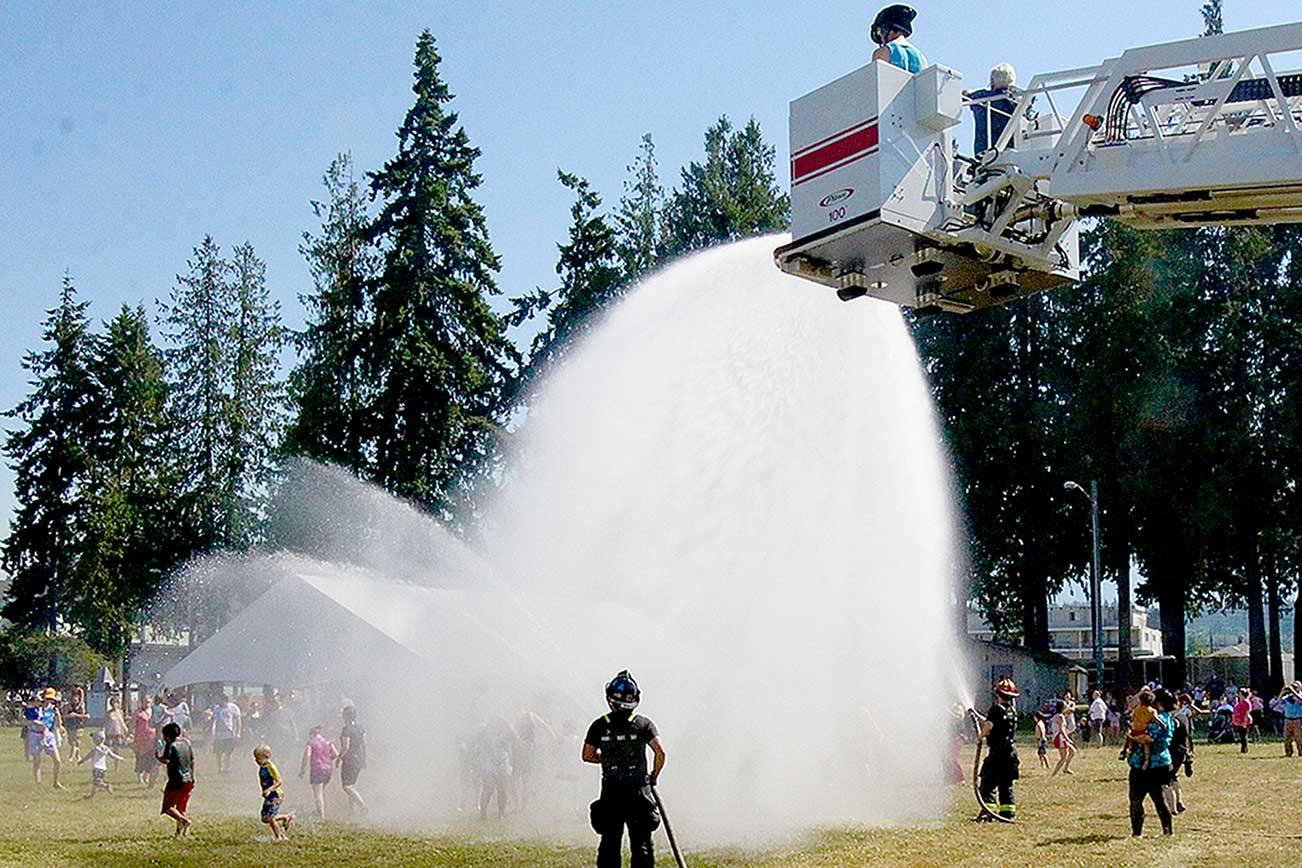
[582,671,667,868]
[976,678,1021,821]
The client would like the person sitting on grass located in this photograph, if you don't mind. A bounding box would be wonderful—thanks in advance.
[254,744,294,841]
[299,725,338,819]
[79,730,126,798]
[156,722,194,838]
[1121,688,1157,769]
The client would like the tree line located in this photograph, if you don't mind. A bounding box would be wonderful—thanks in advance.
[0,29,789,675]
[7,10,1299,698]
[916,0,1302,692]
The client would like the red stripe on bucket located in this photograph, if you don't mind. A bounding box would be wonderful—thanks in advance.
[791,122,879,185]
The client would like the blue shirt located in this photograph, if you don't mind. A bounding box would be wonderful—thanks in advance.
[1128,711,1173,770]
[1283,696,1302,720]
[968,87,1017,152]
[885,40,926,75]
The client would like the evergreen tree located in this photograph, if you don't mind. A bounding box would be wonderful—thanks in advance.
[286,152,378,476]
[1201,0,1223,36]
[664,116,789,256]
[224,242,286,547]
[73,305,173,655]
[1060,222,1170,687]
[160,236,233,554]
[363,29,514,519]
[615,134,665,280]
[911,294,1077,651]
[1,277,100,632]
[509,172,624,394]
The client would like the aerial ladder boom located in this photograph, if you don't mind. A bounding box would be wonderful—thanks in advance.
[774,22,1302,313]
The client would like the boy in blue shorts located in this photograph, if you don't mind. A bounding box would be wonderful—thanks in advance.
[254,744,294,840]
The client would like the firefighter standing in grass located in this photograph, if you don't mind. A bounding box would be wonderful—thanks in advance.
[582,671,666,868]
[977,678,1021,821]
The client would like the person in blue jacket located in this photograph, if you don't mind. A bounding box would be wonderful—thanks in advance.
[871,5,927,74]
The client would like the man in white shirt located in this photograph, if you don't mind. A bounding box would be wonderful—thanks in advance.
[210,694,242,773]
[1088,691,1109,748]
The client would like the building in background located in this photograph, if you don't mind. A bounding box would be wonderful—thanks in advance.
[968,603,1164,662]
[965,639,1087,709]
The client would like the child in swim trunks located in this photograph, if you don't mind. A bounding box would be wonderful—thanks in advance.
[80,730,125,797]
[254,744,294,840]
[1035,712,1050,768]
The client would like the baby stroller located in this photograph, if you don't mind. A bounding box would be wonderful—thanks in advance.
[1206,703,1236,744]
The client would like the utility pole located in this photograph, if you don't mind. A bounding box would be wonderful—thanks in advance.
[1065,480,1105,691]
[1089,480,1104,693]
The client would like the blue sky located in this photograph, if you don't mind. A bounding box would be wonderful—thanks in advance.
[2,1,1300,530]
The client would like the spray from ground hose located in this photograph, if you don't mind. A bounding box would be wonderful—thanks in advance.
[967,708,1014,824]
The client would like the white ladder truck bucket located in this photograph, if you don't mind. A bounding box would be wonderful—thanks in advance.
[775,21,1302,313]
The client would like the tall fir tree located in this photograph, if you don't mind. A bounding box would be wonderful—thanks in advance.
[664,116,789,256]
[509,171,624,394]
[224,242,285,547]
[2,276,101,632]
[287,152,378,476]
[363,29,514,519]
[160,236,233,554]
[73,305,174,656]
[155,238,284,641]
[615,134,665,281]
[911,295,1077,651]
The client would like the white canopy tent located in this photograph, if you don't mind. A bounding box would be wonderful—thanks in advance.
[161,564,680,698]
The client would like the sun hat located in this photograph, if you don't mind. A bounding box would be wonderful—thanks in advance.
[41,687,61,701]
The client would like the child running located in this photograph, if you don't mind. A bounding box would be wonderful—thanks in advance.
[254,744,294,840]
[299,726,338,819]
[1121,688,1157,769]
[1034,712,1050,769]
[156,722,194,837]
[79,731,126,797]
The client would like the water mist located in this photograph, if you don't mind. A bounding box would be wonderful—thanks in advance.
[157,236,962,845]
[489,236,959,839]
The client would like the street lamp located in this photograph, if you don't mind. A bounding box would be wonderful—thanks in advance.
[1064,480,1104,692]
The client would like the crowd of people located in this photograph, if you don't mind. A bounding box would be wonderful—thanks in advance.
[16,684,370,841]
[10,673,661,865]
[968,676,1302,838]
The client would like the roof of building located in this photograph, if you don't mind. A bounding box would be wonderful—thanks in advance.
[965,637,1078,669]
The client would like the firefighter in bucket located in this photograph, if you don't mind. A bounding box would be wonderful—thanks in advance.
[582,671,667,868]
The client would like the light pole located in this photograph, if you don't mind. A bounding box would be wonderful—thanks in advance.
[1065,480,1104,691]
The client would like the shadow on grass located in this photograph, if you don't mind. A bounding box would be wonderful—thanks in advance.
[1035,833,1126,846]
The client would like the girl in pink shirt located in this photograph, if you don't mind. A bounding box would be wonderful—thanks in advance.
[300,726,339,818]
[1231,694,1252,754]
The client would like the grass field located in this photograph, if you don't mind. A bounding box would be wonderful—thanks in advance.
[2,727,1300,867]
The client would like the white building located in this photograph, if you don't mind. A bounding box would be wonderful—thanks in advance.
[967,603,1165,662]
